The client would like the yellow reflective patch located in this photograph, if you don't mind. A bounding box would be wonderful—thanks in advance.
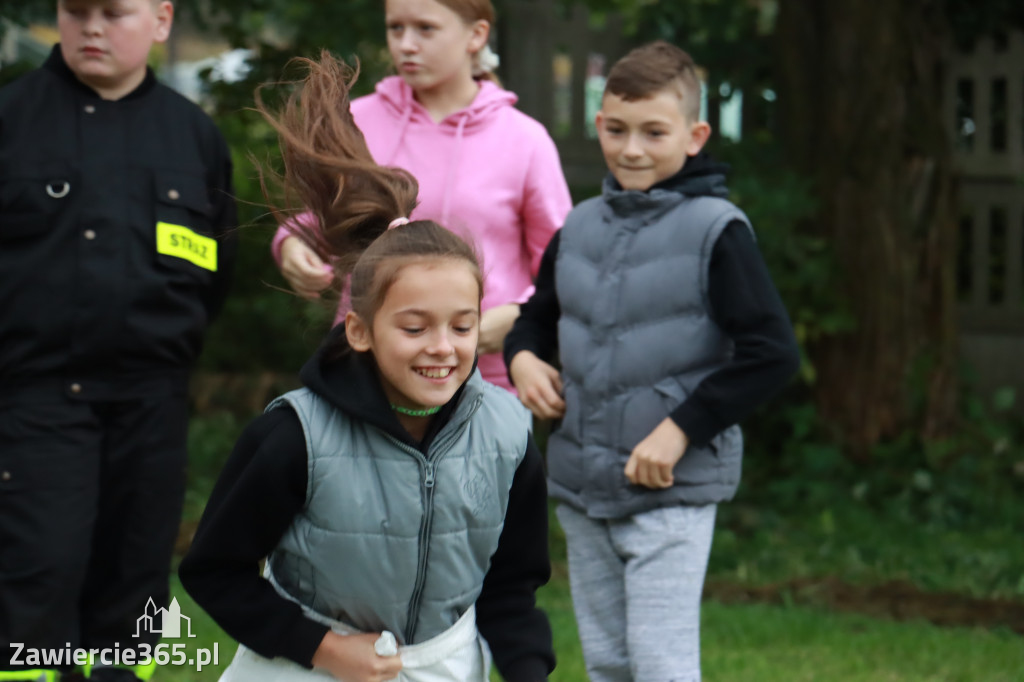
[156,222,218,272]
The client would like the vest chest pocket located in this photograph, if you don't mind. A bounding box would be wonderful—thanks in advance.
[619,377,688,455]
[152,170,218,275]
[0,162,76,243]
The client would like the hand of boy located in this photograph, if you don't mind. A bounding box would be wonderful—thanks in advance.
[624,418,689,489]
[311,630,403,681]
[509,351,566,419]
[280,235,335,299]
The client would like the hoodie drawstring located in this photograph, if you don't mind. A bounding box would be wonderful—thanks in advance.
[440,112,470,225]
[385,101,414,166]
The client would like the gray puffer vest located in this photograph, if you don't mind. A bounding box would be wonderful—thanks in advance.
[265,372,530,644]
[548,181,753,519]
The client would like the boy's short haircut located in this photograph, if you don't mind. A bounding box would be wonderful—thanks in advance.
[604,41,702,122]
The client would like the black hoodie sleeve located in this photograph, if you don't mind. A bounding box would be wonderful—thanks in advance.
[178,408,329,668]
[669,221,801,445]
[476,434,555,682]
[504,230,562,374]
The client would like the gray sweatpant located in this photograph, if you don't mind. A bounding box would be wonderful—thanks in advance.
[556,503,717,682]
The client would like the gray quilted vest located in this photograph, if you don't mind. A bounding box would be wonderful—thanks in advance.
[265,371,529,644]
[548,184,752,519]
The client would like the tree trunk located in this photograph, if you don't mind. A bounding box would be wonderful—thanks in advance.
[773,0,959,458]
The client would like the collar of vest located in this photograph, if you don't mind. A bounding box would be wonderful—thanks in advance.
[599,151,731,221]
[600,179,689,224]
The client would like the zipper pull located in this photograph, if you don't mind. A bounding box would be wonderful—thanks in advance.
[424,465,435,489]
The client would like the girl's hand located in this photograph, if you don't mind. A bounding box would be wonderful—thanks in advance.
[311,631,403,682]
[624,418,688,489]
[509,351,565,419]
[478,303,521,354]
[280,236,335,299]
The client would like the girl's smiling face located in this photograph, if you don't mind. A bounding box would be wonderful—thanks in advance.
[346,259,480,412]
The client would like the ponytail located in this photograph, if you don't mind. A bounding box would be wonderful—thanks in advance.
[255,51,419,280]
[255,51,483,330]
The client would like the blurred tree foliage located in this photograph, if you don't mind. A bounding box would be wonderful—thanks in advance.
[572,0,1024,467]
[4,1,1024,479]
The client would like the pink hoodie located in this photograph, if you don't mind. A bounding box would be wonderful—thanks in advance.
[273,76,572,391]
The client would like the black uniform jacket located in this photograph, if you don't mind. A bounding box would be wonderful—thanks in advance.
[0,46,237,396]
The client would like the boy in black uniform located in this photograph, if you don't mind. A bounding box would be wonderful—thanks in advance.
[0,2,237,681]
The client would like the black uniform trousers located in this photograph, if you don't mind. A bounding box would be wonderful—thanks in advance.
[0,383,188,671]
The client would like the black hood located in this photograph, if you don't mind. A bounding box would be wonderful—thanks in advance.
[605,150,731,199]
[298,325,473,451]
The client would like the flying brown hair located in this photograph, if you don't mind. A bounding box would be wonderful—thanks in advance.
[255,50,483,326]
[255,50,420,280]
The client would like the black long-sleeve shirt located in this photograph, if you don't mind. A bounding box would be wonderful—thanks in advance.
[504,158,800,446]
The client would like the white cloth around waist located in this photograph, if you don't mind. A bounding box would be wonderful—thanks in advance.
[309,602,482,669]
[218,604,490,682]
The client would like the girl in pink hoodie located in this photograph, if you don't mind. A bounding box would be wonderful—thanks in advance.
[273,0,572,392]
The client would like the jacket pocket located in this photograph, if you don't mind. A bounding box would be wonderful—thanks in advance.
[619,377,688,455]
[152,169,218,277]
[0,215,51,242]
[0,161,76,242]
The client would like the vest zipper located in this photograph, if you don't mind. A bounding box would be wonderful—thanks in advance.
[398,394,483,644]
[404,460,436,643]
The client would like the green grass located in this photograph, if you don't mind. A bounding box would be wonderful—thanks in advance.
[709,501,1024,599]
[156,574,1024,682]
[536,580,586,681]
[702,601,1024,682]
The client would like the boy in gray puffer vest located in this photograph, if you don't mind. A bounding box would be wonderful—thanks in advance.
[504,41,800,682]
